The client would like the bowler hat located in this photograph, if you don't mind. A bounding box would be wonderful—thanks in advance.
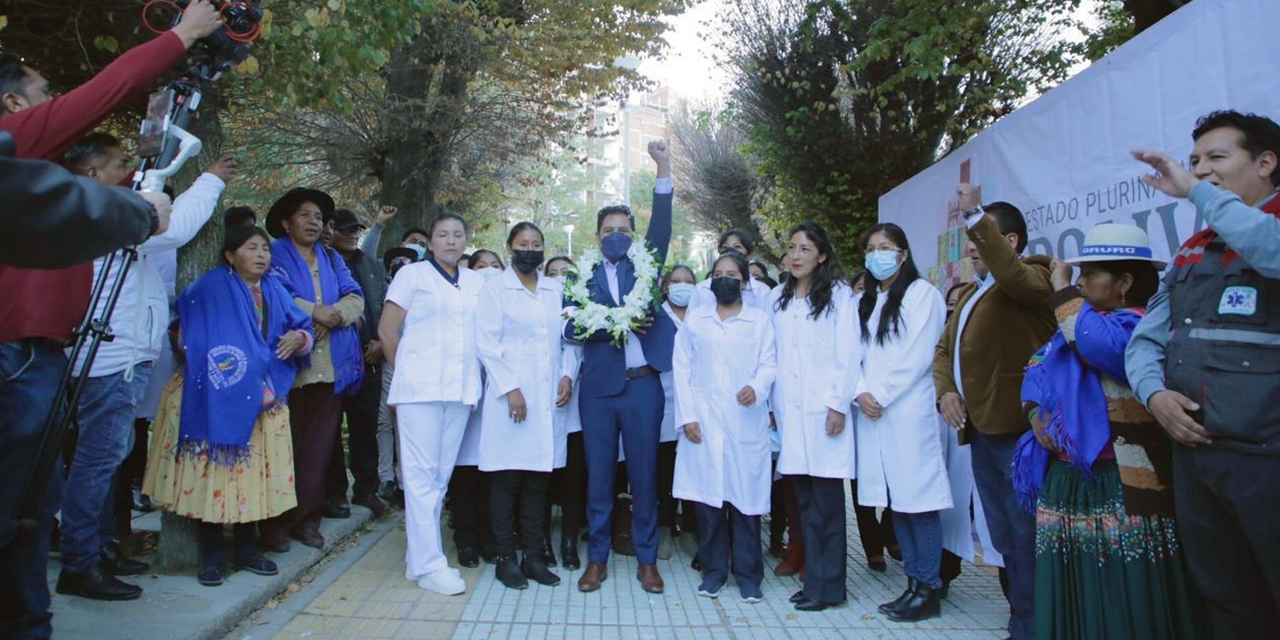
[1066,223,1166,269]
[383,246,419,272]
[266,187,335,238]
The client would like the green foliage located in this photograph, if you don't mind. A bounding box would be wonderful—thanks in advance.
[723,0,1084,266]
[1072,0,1137,62]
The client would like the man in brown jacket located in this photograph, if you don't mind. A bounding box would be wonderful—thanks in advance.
[933,184,1055,640]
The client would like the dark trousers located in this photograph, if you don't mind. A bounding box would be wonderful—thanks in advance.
[657,441,677,528]
[265,383,342,538]
[197,521,258,568]
[971,430,1036,640]
[0,340,67,640]
[579,375,663,564]
[695,502,762,592]
[850,479,897,559]
[549,431,586,540]
[1174,445,1280,640]
[790,474,847,604]
[326,364,382,503]
[769,464,786,548]
[449,465,489,548]
[490,470,550,557]
[112,418,151,537]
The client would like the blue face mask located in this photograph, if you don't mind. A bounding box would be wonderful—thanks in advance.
[666,282,695,307]
[601,232,632,262]
[403,243,427,261]
[864,249,901,282]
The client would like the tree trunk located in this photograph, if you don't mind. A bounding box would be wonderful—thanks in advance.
[376,27,478,254]
[157,85,224,574]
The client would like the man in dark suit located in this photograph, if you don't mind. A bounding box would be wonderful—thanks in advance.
[565,140,674,594]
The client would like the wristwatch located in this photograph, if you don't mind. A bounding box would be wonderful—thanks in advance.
[963,205,984,221]
[147,206,160,236]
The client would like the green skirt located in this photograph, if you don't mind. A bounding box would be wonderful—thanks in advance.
[1033,459,1211,640]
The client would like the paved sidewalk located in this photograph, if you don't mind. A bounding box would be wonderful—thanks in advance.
[49,505,377,640]
[261,489,1010,640]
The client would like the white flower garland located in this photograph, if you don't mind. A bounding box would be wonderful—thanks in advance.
[563,240,662,348]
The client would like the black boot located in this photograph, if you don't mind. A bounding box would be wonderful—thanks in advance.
[541,535,557,568]
[495,554,528,590]
[56,561,142,600]
[878,577,916,615]
[887,582,941,622]
[522,554,561,586]
[101,540,150,577]
[456,544,480,568]
[560,536,580,571]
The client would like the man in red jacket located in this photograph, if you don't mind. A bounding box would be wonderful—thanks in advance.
[0,3,221,638]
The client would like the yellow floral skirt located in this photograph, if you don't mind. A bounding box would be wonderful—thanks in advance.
[142,375,298,523]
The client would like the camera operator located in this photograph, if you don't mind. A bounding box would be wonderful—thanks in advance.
[0,4,222,639]
[0,131,173,268]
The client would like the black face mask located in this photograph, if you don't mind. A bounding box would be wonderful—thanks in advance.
[710,277,743,305]
[511,249,544,274]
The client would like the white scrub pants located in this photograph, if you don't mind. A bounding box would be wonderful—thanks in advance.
[398,401,471,580]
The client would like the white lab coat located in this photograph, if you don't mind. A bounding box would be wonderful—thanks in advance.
[769,282,860,479]
[688,277,772,312]
[672,304,777,515]
[938,416,1004,567]
[475,268,567,472]
[553,343,583,435]
[658,301,687,444]
[854,279,953,513]
[456,381,483,467]
[385,262,484,407]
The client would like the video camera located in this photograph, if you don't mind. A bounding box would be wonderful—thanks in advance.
[148,0,264,83]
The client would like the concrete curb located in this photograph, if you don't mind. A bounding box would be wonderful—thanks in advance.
[48,505,378,640]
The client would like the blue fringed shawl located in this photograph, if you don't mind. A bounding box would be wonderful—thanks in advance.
[177,266,312,465]
[270,239,365,396]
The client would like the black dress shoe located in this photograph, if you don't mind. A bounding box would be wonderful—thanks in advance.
[879,578,917,614]
[789,589,806,604]
[690,553,702,571]
[495,555,528,590]
[324,500,351,519]
[456,545,480,568]
[376,480,399,503]
[939,579,950,600]
[522,555,561,586]
[560,538,580,571]
[541,536,557,568]
[794,598,832,612]
[887,582,941,622]
[868,556,888,572]
[57,562,142,601]
[480,540,496,565]
[101,541,150,577]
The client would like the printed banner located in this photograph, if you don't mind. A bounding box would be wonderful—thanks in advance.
[878,0,1280,290]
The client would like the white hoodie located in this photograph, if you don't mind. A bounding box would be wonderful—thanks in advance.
[71,173,226,379]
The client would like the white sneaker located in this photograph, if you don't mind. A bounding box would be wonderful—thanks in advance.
[417,568,466,595]
[447,566,463,579]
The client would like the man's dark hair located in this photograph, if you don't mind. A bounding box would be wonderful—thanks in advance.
[224,205,257,230]
[1192,110,1280,186]
[0,51,29,98]
[717,229,754,256]
[63,132,122,174]
[595,204,636,232]
[983,201,1028,253]
[402,226,431,242]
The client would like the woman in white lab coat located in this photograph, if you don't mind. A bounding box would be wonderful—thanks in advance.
[475,222,570,590]
[545,256,584,570]
[673,252,776,603]
[447,248,504,569]
[769,221,860,612]
[658,264,696,551]
[853,223,951,623]
[378,213,483,597]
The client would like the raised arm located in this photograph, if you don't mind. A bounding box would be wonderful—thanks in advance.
[645,140,674,264]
